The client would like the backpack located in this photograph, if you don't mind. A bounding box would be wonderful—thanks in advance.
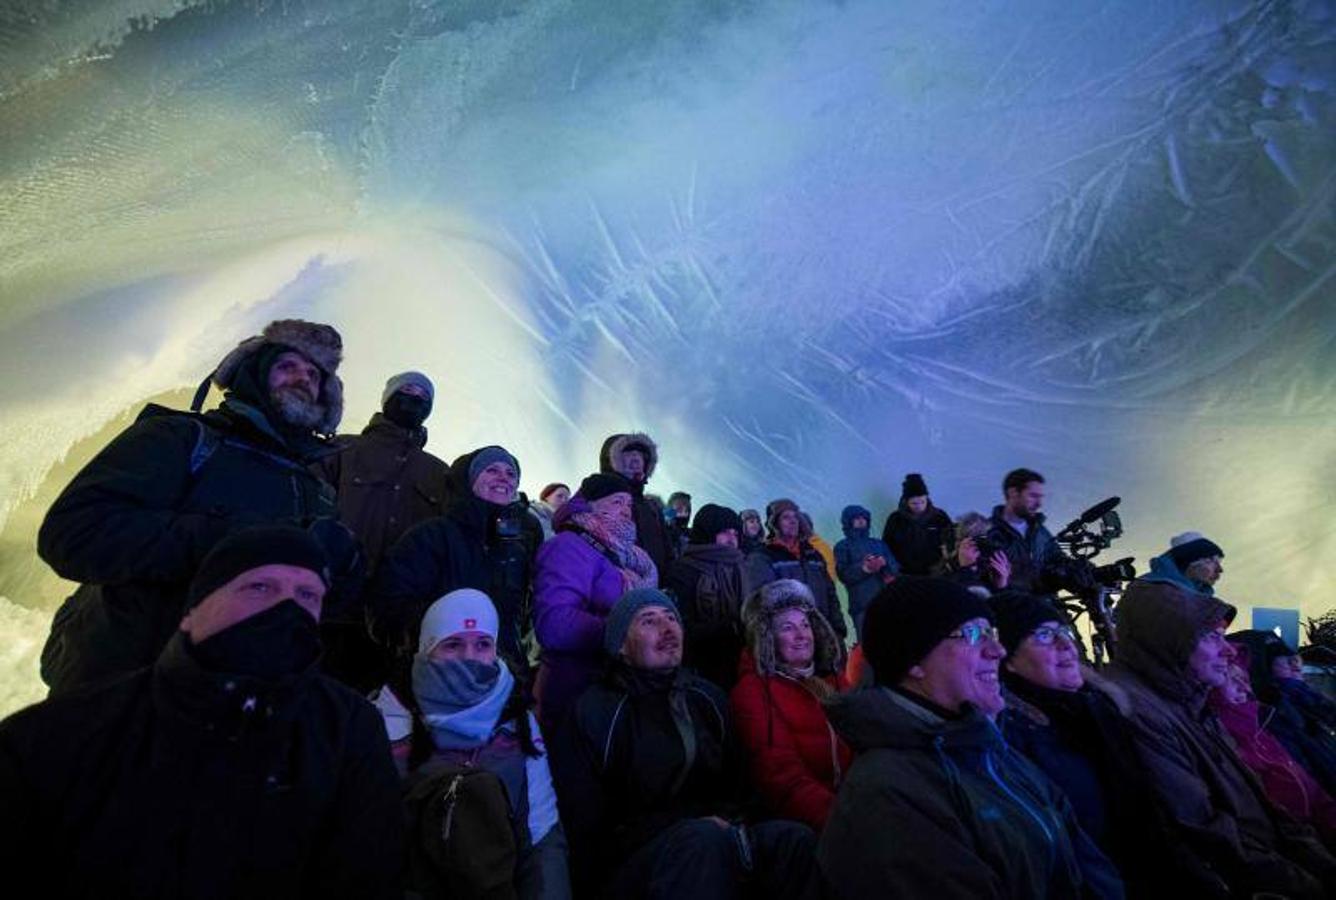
[403,760,519,900]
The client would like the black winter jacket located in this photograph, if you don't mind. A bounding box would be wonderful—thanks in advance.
[37,400,338,695]
[315,413,450,574]
[0,633,403,899]
[1000,673,1227,898]
[551,662,743,896]
[881,502,954,576]
[369,494,543,661]
[986,506,1068,594]
[663,543,748,690]
[818,687,1123,900]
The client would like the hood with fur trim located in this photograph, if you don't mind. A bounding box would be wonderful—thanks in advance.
[599,432,659,482]
[742,579,844,677]
[209,319,344,435]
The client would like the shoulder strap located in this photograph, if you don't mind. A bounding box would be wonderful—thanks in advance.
[135,403,221,476]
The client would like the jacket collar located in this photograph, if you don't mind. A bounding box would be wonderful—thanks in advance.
[152,632,314,741]
[362,412,428,448]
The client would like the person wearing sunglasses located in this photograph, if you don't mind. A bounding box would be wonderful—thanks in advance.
[818,577,1123,900]
[994,590,1221,899]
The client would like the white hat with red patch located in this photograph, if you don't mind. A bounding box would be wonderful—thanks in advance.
[418,588,500,654]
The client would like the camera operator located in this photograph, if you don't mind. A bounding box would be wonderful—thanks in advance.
[987,468,1078,596]
[934,512,1012,596]
[368,445,543,675]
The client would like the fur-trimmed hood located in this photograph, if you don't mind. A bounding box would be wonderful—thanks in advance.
[741,579,844,677]
[209,319,344,435]
[599,432,659,482]
[765,498,812,541]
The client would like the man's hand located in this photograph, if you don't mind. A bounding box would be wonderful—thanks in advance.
[988,551,1011,588]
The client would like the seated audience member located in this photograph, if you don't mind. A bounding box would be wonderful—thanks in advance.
[1232,629,1336,796]
[994,591,1228,897]
[389,588,569,900]
[666,491,693,559]
[531,482,571,540]
[1105,584,1336,898]
[371,444,543,668]
[663,503,749,690]
[935,511,1011,596]
[833,504,898,639]
[880,472,954,575]
[731,580,851,831]
[532,472,656,732]
[745,499,847,645]
[1140,531,1225,597]
[552,589,821,900]
[739,508,765,554]
[1207,650,1336,849]
[0,526,403,898]
[818,577,1123,900]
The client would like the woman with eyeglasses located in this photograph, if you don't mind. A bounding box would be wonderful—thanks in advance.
[993,590,1213,899]
[818,578,1123,900]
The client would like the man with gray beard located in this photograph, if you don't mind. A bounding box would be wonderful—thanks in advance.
[37,319,356,695]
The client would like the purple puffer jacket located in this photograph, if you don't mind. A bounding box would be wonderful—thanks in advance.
[533,531,628,732]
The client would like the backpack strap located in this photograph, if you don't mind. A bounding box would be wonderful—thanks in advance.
[135,403,221,477]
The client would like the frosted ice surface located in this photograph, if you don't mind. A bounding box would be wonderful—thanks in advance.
[0,1,1333,710]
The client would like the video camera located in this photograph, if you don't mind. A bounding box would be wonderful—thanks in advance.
[1051,497,1137,665]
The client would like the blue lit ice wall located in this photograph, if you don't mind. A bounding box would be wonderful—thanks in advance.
[0,0,1333,703]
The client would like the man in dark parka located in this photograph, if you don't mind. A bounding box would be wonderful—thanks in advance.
[0,526,403,900]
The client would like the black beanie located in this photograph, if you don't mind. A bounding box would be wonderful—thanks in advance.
[990,590,1067,656]
[186,525,330,610]
[577,471,634,502]
[1169,537,1224,572]
[902,473,929,499]
[689,504,742,545]
[862,577,993,684]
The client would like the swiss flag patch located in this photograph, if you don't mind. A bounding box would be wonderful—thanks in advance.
[464,618,477,629]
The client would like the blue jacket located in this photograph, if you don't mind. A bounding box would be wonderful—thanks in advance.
[833,506,899,626]
[1140,552,1215,596]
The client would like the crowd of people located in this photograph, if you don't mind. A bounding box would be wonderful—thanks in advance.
[2,317,1334,900]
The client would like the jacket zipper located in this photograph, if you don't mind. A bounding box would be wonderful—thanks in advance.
[983,748,1056,867]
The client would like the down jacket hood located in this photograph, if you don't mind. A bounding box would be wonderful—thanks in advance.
[599,432,659,482]
[1115,579,1237,703]
[840,505,872,539]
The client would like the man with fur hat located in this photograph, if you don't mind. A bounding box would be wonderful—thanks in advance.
[599,431,675,573]
[316,371,450,689]
[551,588,822,900]
[744,499,847,645]
[1104,581,1336,897]
[663,503,749,690]
[37,319,352,695]
[0,525,404,898]
[731,579,851,831]
[880,472,954,576]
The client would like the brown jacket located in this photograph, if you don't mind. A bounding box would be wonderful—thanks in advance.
[317,414,451,573]
[1105,579,1336,898]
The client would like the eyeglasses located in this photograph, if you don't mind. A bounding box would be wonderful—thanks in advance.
[1031,625,1078,646]
[947,623,1000,646]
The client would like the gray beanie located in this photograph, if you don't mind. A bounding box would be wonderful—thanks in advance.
[381,371,435,407]
[467,446,521,489]
[604,588,679,658]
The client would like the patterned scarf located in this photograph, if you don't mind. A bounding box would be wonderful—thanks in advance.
[568,508,658,589]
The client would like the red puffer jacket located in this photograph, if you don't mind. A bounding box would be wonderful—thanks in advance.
[729,650,852,830]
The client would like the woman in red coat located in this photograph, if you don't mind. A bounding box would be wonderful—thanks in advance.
[730,578,852,831]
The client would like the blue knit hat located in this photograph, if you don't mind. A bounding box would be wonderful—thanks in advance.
[604,588,679,657]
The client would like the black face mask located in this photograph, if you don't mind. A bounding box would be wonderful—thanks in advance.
[190,600,321,681]
[383,392,431,429]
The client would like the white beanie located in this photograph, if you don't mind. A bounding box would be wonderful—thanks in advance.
[418,588,500,654]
